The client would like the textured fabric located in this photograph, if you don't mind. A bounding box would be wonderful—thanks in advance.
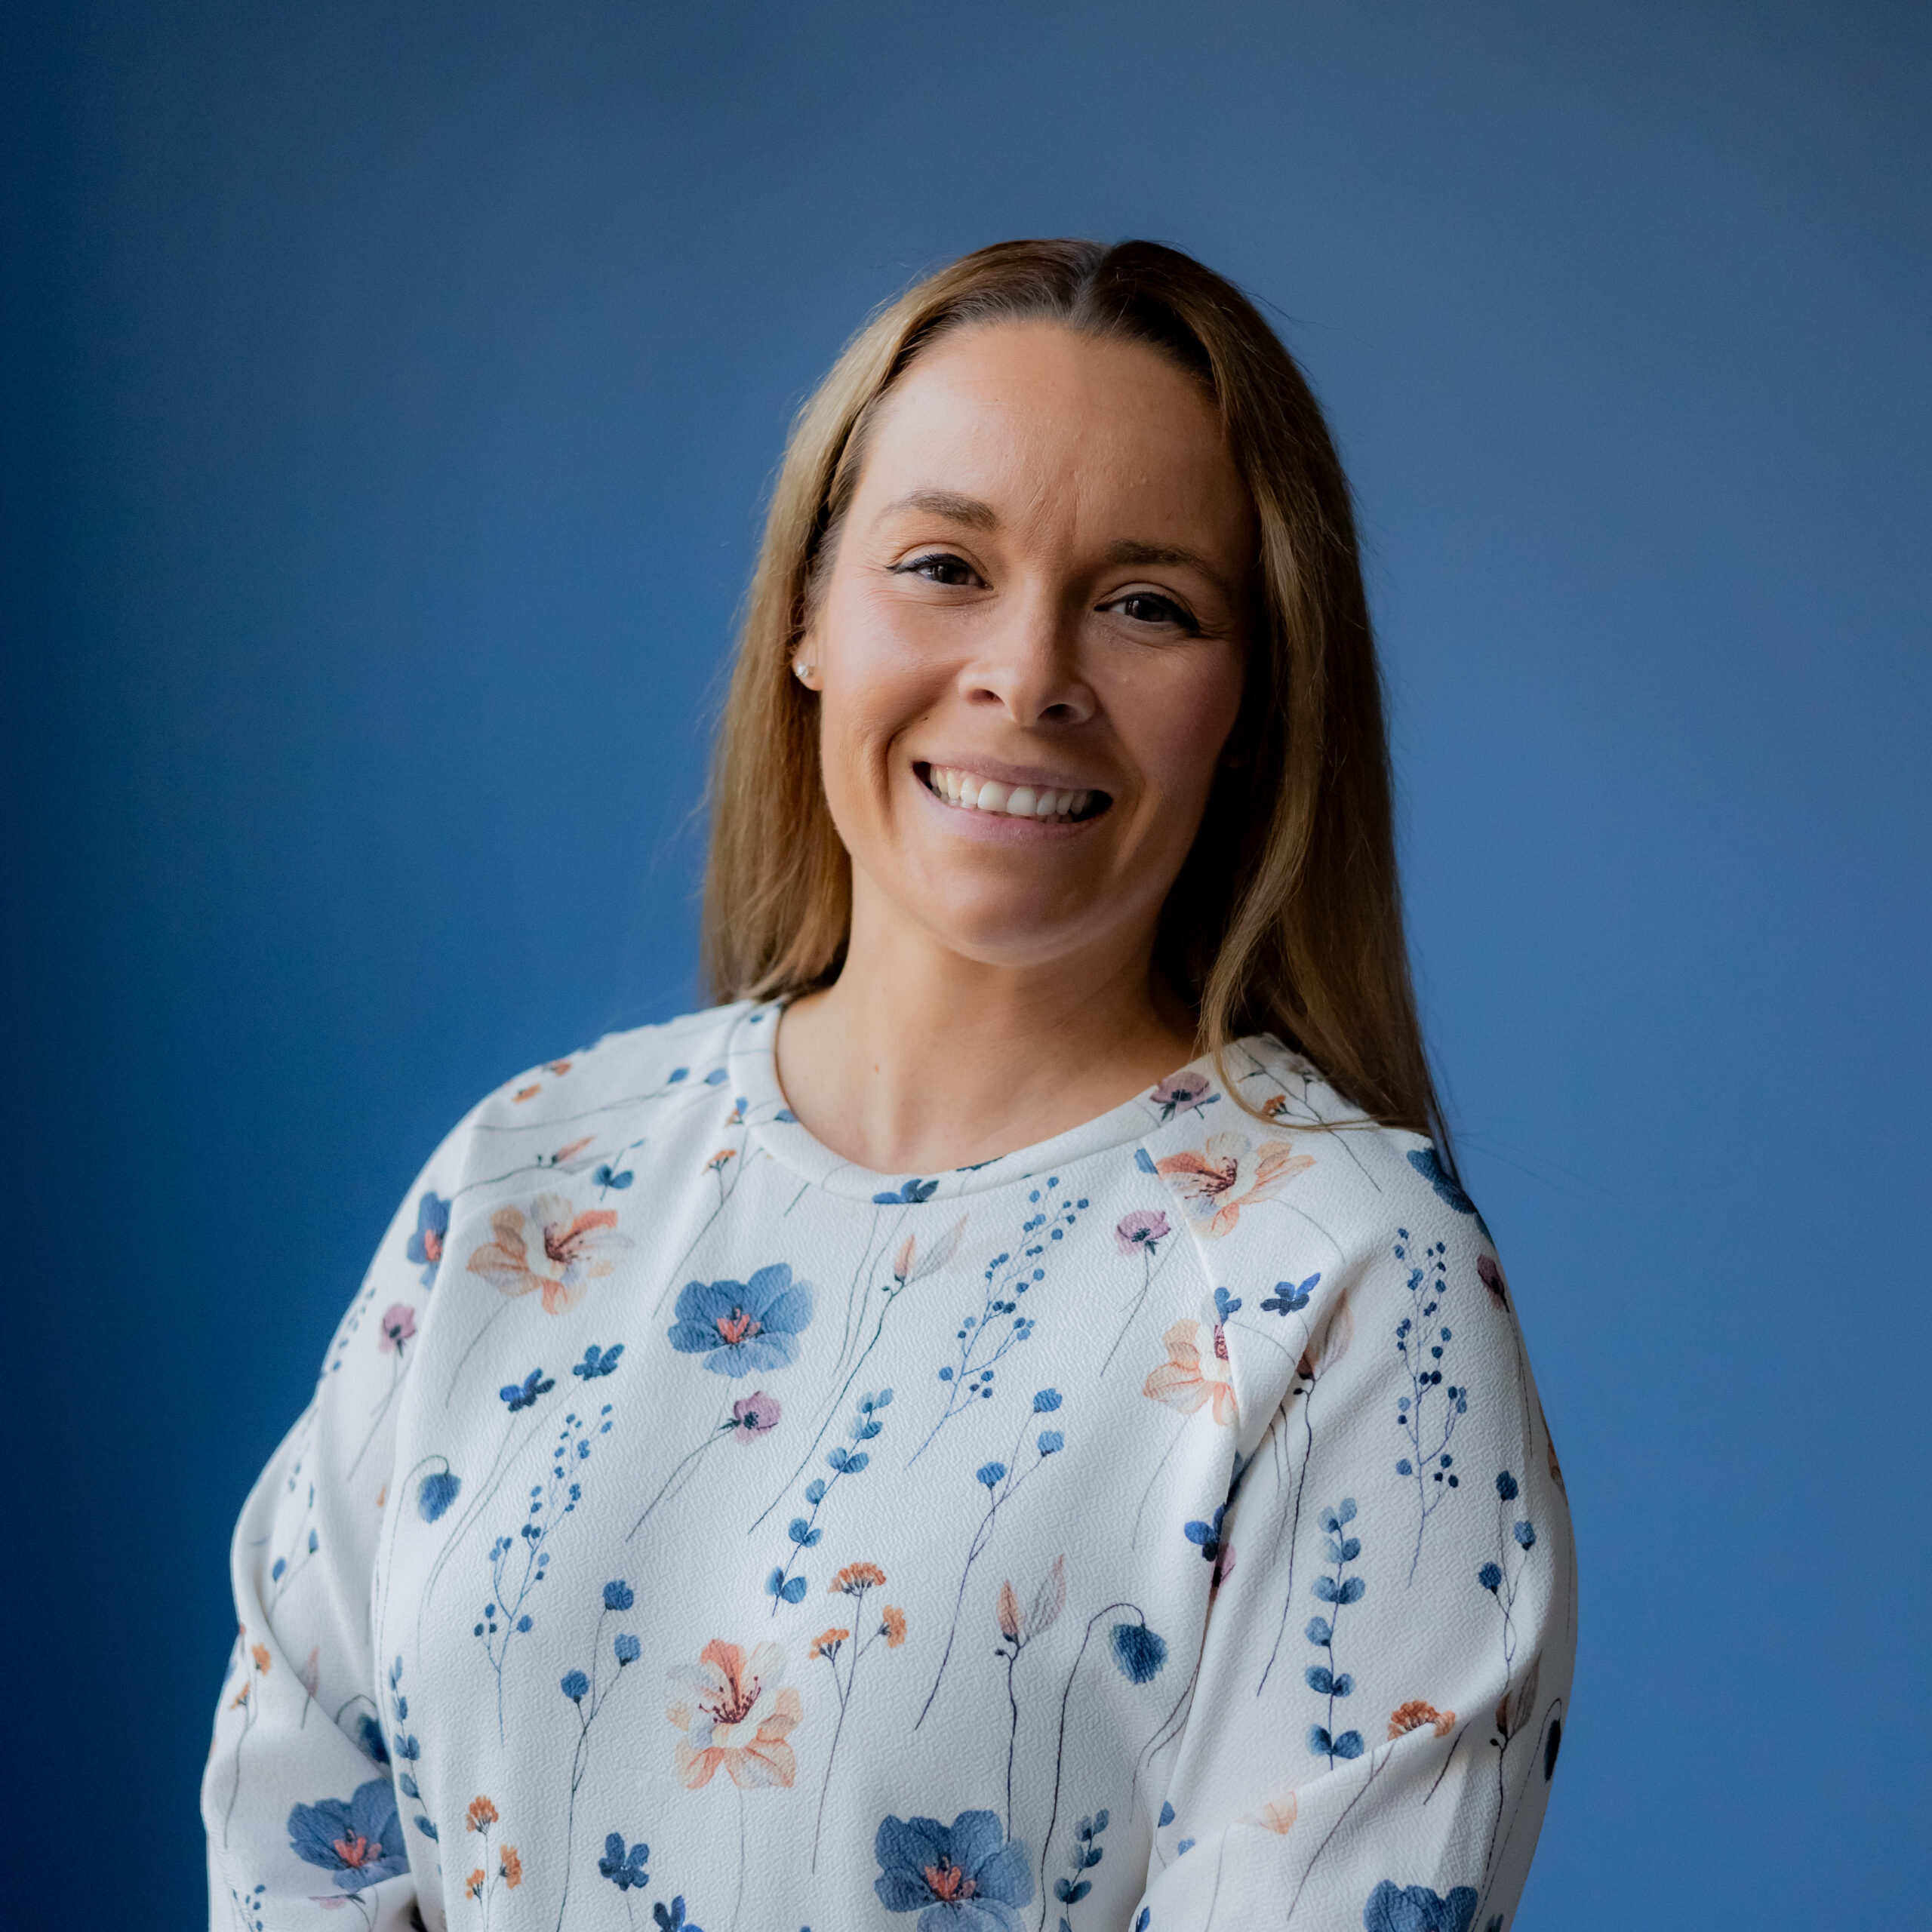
[203,999,1576,1932]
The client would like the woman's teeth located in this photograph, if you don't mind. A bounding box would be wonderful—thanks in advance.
[923,765,1097,822]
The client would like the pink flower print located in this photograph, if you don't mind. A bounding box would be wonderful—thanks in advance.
[1155,1131,1314,1238]
[463,1192,634,1315]
[1115,1208,1171,1257]
[665,1639,802,1789]
[1149,1069,1216,1122]
[378,1303,417,1353]
[729,1392,782,1441]
[1143,1306,1238,1426]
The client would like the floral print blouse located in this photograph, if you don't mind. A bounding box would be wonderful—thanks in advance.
[204,999,1576,1932]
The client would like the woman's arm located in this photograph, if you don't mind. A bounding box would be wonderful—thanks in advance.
[202,1126,466,1929]
[1135,1203,1577,1932]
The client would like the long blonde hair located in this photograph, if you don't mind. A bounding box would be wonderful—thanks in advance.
[701,238,1453,1159]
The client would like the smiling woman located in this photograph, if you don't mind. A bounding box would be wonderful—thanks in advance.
[204,242,1574,1932]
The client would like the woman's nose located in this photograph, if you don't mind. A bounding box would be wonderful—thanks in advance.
[960,589,1096,728]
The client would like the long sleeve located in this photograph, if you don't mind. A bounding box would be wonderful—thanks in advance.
[203,1121,470,1930]
[1134,1180,1577,1932]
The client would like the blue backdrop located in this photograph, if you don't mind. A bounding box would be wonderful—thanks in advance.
[3,4,1926,1926]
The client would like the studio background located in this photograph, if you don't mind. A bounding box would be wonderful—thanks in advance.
[3,4,1926,1927]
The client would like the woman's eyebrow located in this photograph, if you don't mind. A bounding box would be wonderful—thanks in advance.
[1105,538,1235,601]
[872,488,1000,531]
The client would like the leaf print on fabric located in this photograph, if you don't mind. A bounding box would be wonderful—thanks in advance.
[1155,1131,1312,1238]
[873,1809,1033,1932]
[1362,1879,1479,1932]
[664,1638,803,1789]
[286,1776,409,1893]
[1393,1232,1469,1582]
[1306,1497,1367,1764]
[668,1264,814,1377]
[908,1181,1081,1466]
[767,1389,890,1611]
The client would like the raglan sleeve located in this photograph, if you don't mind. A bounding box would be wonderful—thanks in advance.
[1133,1189,1577,1932]
[202,1117,471,1930]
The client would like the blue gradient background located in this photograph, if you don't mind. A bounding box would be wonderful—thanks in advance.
[3,5,1926,1926]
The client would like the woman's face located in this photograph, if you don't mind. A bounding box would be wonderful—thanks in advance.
[801,319,1254,978]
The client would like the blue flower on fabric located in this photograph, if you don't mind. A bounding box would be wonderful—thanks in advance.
[561,1669,591,1702]
[417,1469,460,1521]
[1404,1149,1491,1238]
[352,1713,389,1764]
[1262,1272,1320,1316]
[500,1368,555,1411]
[1361,1879,1479,1932]
[668,1265,814,1377]
[873,1177,940,1205]
[1183,1505,1226,1563]
[604,1580,635,1611]
[575,1344,625,1380]
[593,1163,635,1190]
[599,1832,649,1890]
[1109,1621,1169,1684]
[654,1899,703,1932]
[286,1778,409,1892]
[874,1809,1033,1930]
[406,1192,451,1287]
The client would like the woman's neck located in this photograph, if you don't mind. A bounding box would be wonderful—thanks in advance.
[773,916,1199,1177]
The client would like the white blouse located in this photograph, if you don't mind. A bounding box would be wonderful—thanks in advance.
[204,999,1575,1932]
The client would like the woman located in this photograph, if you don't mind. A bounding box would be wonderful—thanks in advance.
[204,239,1574,1932]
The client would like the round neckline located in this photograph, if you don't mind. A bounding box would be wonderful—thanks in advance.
[725,998,1246,1203]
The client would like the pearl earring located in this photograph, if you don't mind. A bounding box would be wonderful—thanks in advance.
[793,660,814,681]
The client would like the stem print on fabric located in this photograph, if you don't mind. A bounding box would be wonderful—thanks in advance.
[751,1217,965,1533]
[1035,1604,1170,1930]
[1392,1230,1468,1582]
[448,1193,634,1403]
[1134,1294,1239,1546]
[908,1181,1083,1466]
[348,1303,417,1478]
[552,1579,645,1930]
[1154,1131,1313,1239]
[873,1809,1034,1932]
[1257,1300,1353,1697]
[474,1401,614,1742]
[220,1634,270,1847]
[808,1561,909,1869]
[1049,1808,1108,1932]
[994,1555,1066,1833]
[1476,1470,1544,1909]
[915,1389,1069,1728]
[767,1389,891,1610]
[629,1390,782,1543]
[1305,1498,1366,1764]
[386,1656,437,1850]
[460,1796,524,1928]
[285,1776,408,1926]
[1100,1205,1180,1376]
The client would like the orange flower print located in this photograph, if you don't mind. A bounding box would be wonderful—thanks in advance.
[464,1194,633,1315]
[1155,1130,1313,1238]
[664,1639,802,1789]
[1389,1700,1457,1739]
[512,1084,540,1103]
[466,1869,486,1900]
[250,1642,270,1674]
[466,1796,499,1832]
[1251,1795,1298,1834]
[1143,1306,1239,1427]
[881,1604,907,1648]
[809,1628,851,1661]
[498,1846,522,1888]
[832,1561,886,1594]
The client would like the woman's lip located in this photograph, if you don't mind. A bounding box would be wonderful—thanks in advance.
[911,755,1112,794]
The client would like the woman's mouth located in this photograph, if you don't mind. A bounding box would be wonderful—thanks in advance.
[917,763,1110,823]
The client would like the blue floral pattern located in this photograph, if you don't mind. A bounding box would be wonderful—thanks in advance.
[203,1001,1573,1929]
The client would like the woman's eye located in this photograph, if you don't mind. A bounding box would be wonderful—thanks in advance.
[897,552,981,587]
[1109,591,1195,629]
